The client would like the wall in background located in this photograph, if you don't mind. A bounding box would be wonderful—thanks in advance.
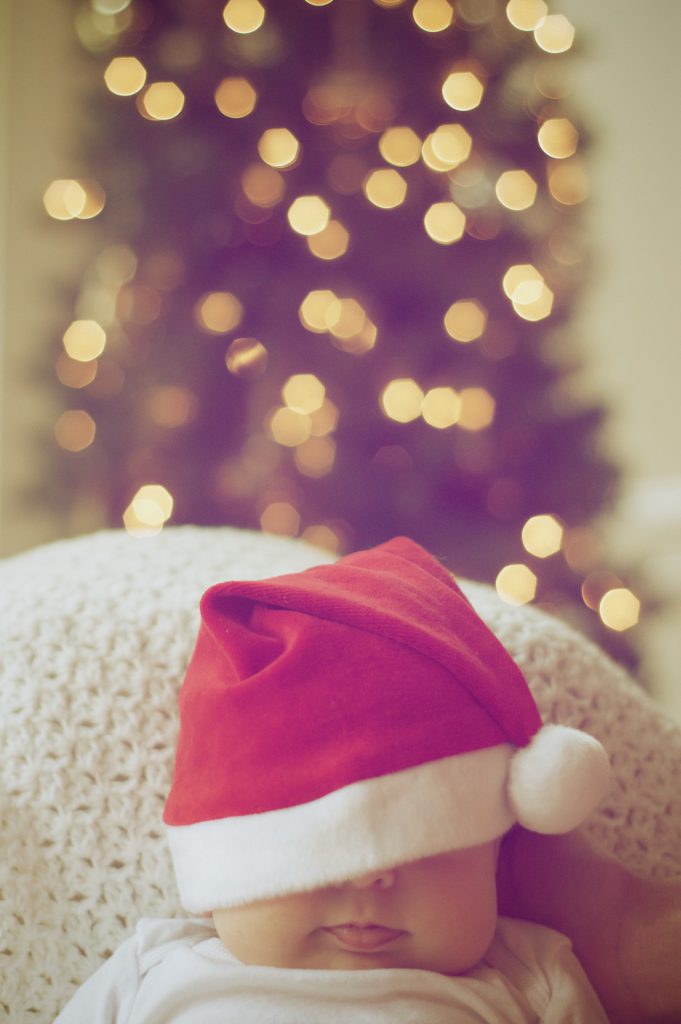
[1,0,679,716]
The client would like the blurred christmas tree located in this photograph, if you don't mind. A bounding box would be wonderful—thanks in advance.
[46,0,642,657]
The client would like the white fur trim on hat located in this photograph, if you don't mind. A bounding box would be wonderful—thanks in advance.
[508,723,610,834]
[166,745,516,912]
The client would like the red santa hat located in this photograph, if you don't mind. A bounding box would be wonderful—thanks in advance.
[164,536,610,912]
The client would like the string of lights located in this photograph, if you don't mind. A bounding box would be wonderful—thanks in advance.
[43,0,642,657]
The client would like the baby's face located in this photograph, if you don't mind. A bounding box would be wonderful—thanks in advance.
[212,842,497,974]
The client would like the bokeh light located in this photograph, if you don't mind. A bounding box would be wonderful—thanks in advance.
[380,379,424,423]
[223,0,266,34]
[241,163,285,207]
[412,0,454,32]
[268,407,313,446]
[225,337,268,377]
[379,126,422,167]
[260,501,300,537]
[63,320,107,361]
[299,289,338,332]
[495,564,537,605]
[505,0,547,31]
[547,158,589,205]
[430,124,472,168]
[123,484,174,535]
[521,513,564,557]
[195,292,243,333]
[138,82,185,121]
[363,168,407,209]
[599,588,641,632]
[54,410,96,452]
[495,169,537,210]
[534,14,575,53]
[215,77,257,118]
[287,195,331,235]
[257,128,300,169]
[424,202,466,244]
[294,436,336,477]
[458,387,495,430]
[421,387,461,428]
[538,118,579,159]
[443,299,487,342]
[442,69,485,111]
[282,373,326,413]
[43,179,106,220]
[104,55,146,95]
[307,220,350,260]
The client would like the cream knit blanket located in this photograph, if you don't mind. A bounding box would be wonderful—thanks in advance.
[1,526,680,1023]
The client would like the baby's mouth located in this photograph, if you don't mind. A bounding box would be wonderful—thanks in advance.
[324,923,407,952]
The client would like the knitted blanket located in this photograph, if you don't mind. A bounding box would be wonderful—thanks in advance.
[1,526,680,1023]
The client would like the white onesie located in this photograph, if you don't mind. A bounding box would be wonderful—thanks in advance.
[55,915,608,1023]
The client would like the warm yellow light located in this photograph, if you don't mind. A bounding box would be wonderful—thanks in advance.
[421,387,461,428]
[538,118,578,159]
[195,291,243,333]
[139,82,185,121]
[458,387,495,430]
[241,163,285,207]
[225,337,268,377]
[43,180,85,220]
[379,126,422,167]
[310,398,339,436]
[104,55,146,95]
[63,320,107,362]
[443,299,487,342]
[257,128,300,169]
[495,564,537,605]
[124,484,174,532]
[442,70,485,111]
[282,373,326,414]
[505,0,547,31]
[373,0,408,6]
[512,281,554,321]
[301,523,342,551]
[363,168,408,209]
[268,407,312,447]
[260,501,300,537]
[521,514,564,557]
[43,179,105,220]
[599,588,641,632]
[287,195,331,236]
[430,124,473,167]
[421,134,454,173]
[294,436,336,477]
[380,379,424,423]
[307,220,350,260]
[223,0,266,34]
[333,319,377,355]
[412,0,454,32]
[55,353,98,389]
[423,202,466,244]
[547,158,589,205]
[299,290,338,333]
[495,169,537,210]
[502,263,544,300]
[305,0,334,5]
[534,13,575,53]
[325,297,366,339]
[54,410,96,452]
[215,77,257,118]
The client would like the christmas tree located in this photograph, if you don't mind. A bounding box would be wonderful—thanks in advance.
[46,0,641,656]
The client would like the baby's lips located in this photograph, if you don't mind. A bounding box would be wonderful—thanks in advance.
[324,923,406,951]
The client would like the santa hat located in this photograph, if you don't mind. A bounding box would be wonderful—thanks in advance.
[164,536,609,912]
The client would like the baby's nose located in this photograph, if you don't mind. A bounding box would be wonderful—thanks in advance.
[347,868,396,890]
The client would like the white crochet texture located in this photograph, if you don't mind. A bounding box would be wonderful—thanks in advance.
[1,526,680,1023]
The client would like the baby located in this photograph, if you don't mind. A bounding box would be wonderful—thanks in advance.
[56,536,611,1022]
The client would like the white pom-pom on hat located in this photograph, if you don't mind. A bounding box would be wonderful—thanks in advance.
[508,723,611,834]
